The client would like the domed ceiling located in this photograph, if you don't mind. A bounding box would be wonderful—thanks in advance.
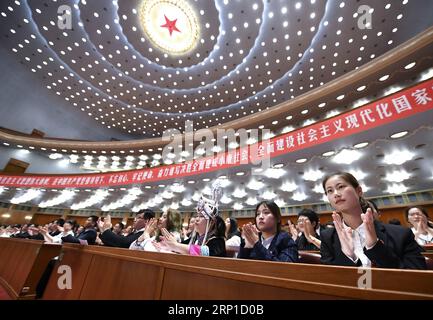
[1,0,433,138]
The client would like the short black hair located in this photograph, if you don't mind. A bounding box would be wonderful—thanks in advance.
[88,215,99,226]
[137,209,155,220]
[367,200,379,214]
[115,222,125,230]
[388,218,402,225]
[298,208,319,228]
[56,218,65,227]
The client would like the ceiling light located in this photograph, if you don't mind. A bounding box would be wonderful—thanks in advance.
[264,168,285,179]
[379,75,389,81]
[233,188,247,198]
[181,199,192,207]
[354,142,369,149]
[322,151,335,157]
[236,172,245,176]
[281,181,297,192]
[171,184,186,193]
[262,190,277,200]
[390,131,408,139]
[383,150,414,165]
[246,197,258,206]
[303,169,324,181]
[292,191,307,201]
[274,199,287,207]
[313,184,324,194]
[404,62,416,69]
[384,169,410,183]
[49,153,63,160]
[386,183,408,194]
[296,158,307,163]
[220,195,233,204]
[349,169,367,180]
[233,203,244,210]
[273,163,284,168]
[333,149,362,164]
[247,179,265,190]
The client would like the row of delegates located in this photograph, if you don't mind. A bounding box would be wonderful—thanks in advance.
[61,216,98,245]
[98,209,155,248]
[129,208,182,252]
[39,220,75,244]
[157,206,227,257]
[405,206,433,245]
[238,201,299,262]
[321,171,426,269]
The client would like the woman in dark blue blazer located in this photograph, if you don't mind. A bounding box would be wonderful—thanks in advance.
[238,201,298,262]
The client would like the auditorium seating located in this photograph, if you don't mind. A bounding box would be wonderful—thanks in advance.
[1,238,432,300]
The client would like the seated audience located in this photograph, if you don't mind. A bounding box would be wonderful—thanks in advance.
[181,216,196,244]
[320,172,426,269]
[40,220,75,244]
[62,216,98,245]
[158,198,227,257]
[130,208,182,251]
[405,206,433,245]
[238,201,298,262]
[225,217,241,247]
[98,209,155,248]
[123,225,133,237]
[294,209,322,250]
[113,222,125,236]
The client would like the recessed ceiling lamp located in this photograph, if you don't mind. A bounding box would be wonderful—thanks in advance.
[333,149,362,165]
[390,131,408,139]
[348,169,367,180]
[404,62,416,69]
[353,142,369,149]
[236,172,245,176]
[274,198,287,207]
[171,183,186,193]
[322,151,335,157]
[296,158,307,163]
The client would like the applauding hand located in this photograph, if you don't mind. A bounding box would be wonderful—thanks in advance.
[332,212,356,261]
[242,223,259,248]
[361,208,378,249]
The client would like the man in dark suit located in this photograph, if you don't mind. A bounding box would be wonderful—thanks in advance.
[320,218,426,269]
[99,209,155,248]
[62,215,98,245]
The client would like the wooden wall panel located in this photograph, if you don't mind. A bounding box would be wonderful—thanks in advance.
[32,214,62,226]
[79,255,161,300]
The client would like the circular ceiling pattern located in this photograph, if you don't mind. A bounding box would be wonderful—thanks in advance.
[0,0,432,139]
[138,0,200,55]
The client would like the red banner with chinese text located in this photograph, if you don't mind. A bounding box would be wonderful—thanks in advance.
[1,78,433,189]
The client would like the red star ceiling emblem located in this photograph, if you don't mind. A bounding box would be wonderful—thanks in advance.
[160,15,181,36]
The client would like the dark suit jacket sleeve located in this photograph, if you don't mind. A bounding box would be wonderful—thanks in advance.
[364,227,426,270]
[61,234,80,244]
[99,230,141,248]
[320,229,361,267]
